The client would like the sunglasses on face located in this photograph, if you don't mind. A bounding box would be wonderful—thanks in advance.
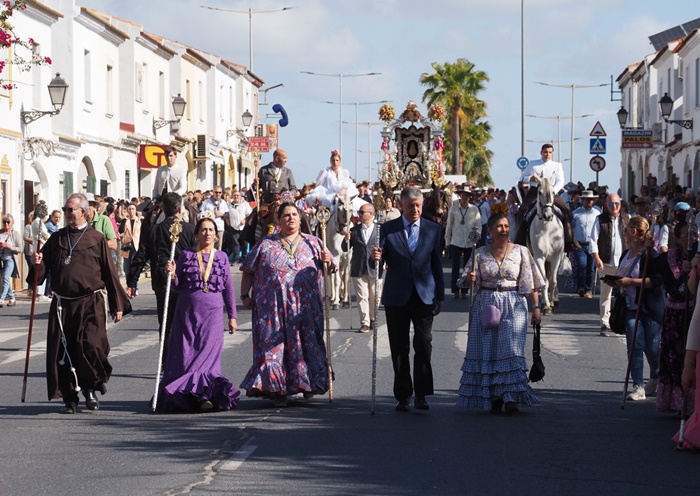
[2,220,10,224]
[608,202,621,207]
[62,207,82,213]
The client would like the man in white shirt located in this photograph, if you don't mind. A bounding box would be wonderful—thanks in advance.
[152,147,186,199]
[228,190,252,262]
[514,143,577,252]
[572,190,601,298]
[199,186,229,250]
[590,193,629,336]
[343,203,381,333]
[444,186,481,298]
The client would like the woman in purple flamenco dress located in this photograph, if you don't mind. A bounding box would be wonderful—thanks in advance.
[157,218,240,412]
[239,202,336,407]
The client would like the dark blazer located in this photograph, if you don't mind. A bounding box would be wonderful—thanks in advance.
[618,248,665,323]
[380,216,445,306]
[258,163,296,201]
[342,222,383,279]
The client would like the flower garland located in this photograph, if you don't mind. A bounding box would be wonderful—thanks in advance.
[428,104,446,121]
[400,101,422,122]
[378,104,395,123]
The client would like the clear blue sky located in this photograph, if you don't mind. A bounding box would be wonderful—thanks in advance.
[78,0,697,192]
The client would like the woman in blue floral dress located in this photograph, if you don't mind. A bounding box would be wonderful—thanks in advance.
[240,202,337,407]
[457,212,545,414]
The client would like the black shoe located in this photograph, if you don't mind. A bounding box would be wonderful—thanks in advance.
[395,400,410,412]
[84,390,99,411]
[490,398,504,413]
[199,400,214,412]
[505,401,519,414]
[61,401,78,414]
[414,397,429,410]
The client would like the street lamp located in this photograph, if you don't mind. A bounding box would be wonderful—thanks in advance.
[20,73,69,125]
[658,92,693,129]
[301,71,382,155]
[536,81,607,181]
[616,106,629,128]
[527,113,592,162]
[153,93,187,133]
[201,6,294,72]
[324,99,389,179]
[227,109,255,138]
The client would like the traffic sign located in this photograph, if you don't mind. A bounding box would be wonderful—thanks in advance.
[516,156,529,170]
[589,156,606,172]
[590,121,607,136]
[590,138,606,155]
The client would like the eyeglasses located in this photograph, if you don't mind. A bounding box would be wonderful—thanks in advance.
[213,191,223,195]
[608,202,621,207]
[358,210,372,215]
[2,220,10,224]
[62,207,82,213]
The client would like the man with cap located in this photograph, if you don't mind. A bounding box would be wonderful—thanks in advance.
[572,190,601,298]
[444,185,481,298]
[514,143,578,252]
[85,193,117,251]
[560,181,579,210]
[633,196,650,219]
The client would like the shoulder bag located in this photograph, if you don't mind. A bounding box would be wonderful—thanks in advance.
[529,323,545,382]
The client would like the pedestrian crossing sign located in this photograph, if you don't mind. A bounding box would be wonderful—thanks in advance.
[589,138,606,155]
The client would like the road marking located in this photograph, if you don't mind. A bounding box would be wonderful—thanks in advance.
[0,331,25,344]
[220,440,257,471]
[0,327,29,332]
[110,333,159,358]
[454,320,470,353]
[541,326,581,356]
[1,340,47,365]
[364,324,390,358]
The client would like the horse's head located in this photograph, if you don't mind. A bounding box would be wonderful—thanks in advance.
[334,192,354,234]
[536,176,555,222]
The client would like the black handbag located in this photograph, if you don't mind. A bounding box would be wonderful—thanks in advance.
[610,289,627,335]
[529,323,545,383]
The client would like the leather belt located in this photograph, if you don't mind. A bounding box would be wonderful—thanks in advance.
[578,241,589,246]
[480,286,518,292]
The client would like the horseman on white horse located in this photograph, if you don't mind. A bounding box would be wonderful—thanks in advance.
[306,150,363,309]
[513,143,578,253]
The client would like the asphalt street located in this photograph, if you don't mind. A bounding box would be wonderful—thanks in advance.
[0,264,697,496]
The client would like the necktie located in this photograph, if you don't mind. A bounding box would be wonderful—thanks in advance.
[407,223,417,253]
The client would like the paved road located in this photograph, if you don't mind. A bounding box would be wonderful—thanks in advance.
[0,266,697,496]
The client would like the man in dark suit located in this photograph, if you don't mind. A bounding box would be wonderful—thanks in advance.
[343,203,382,333]
[258,149,297,203]
[373,186,445,412]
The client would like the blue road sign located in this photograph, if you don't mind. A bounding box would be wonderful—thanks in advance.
[516,156,529,170]
[590,138,606,155]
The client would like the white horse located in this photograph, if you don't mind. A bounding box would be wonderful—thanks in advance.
[324,193,353,309]
[527,176,565,315]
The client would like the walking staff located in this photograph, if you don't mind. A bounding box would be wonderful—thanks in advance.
[152,219,183,412]
[342,196,354,330]
[467,225,481,311]
[20,239,42,402]
[370,218,383,415]
[316,206,334,402]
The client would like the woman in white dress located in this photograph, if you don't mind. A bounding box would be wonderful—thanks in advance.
[306,150,359,208]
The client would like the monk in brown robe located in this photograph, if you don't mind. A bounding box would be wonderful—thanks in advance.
[34,193,131,414]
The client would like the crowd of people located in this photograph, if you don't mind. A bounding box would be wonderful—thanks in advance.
[3,144,699,451]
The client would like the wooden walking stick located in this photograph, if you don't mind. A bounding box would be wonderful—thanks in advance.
[467,224,481,312]
[151,219,182,412]
[21,240,43,402]
[621,244,652,409]
[316,207,334,402]
[344,197,354,330]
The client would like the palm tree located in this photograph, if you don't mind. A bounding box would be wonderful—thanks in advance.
[420,59,490,176]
